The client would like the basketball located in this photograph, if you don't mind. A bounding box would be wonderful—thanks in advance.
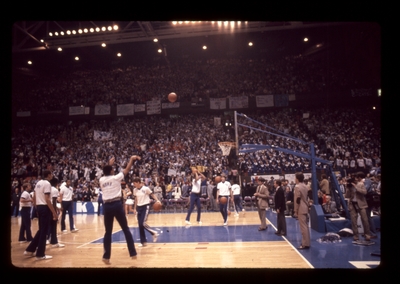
[215,176,222,183]
[220,196,227,204]
[168,92,177,102]
[153,201,162,212]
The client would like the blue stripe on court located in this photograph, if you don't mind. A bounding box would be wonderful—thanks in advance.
[92,225,283,243]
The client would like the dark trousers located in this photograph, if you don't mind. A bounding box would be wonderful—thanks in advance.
[48,218,58,245]
[277,210,287,234]
[61,201,74,231]
[103,200,136,259]
[185,192,202,222]
[25,205,51,257]
[97,200,103,215]
[11,201,19,217]
[233,195,243,212]
[19,207,33,241]
[219,196,229,223]
[136,204,157,244]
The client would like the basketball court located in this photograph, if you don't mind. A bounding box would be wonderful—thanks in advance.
[10,209,380,269]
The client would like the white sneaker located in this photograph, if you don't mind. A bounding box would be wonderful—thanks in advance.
[152,233,159,242]
[36,255,52,260]
[223,222,228,226]
[197,221,202,225]
[46,240,50,245]
[185,220,191,225]
[71,229,79,233]
[102,258,110,264]
[19,240,28,243]
[23,251,35,257]
[52,243,65,248]
[234,213,239,217]
[62,230,68,233]
[138,243,147,247]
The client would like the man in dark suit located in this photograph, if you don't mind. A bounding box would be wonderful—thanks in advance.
[274,179,287,236]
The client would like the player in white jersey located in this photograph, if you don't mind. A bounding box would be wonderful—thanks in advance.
[100,155,140,264]
[133,177,161,246]
[59,180,78,233]
[216,175,233,226]
[231,182,245,216]
[48,178,65,248]
[18,183,33,243]
[185,168,206,225]
[24,170,58,260]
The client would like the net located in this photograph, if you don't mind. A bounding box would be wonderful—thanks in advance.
[218,142,236,156]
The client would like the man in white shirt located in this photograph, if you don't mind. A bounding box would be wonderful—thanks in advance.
[59,180,78,233]
[100,155,140,264]
[133,177,161,246]
[216,175,233,226]
[185,168,206,225]
[231,182,245,216]
[24,170,58,260]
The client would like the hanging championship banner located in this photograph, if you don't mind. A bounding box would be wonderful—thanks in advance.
[229,96,249,109]
[69,106,85,115]
[117,103,134,116]
[274,94,289,107]
[162,102,180,109]
[94,104,111,115]
[146,100,161,115]
[210,98,227,109]
[16,111,31,117]
[134,104,146,112]
[256,95,274,107]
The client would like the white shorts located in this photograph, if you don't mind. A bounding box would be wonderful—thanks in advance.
[125,199,134,205]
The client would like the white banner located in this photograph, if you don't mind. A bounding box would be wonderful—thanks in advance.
[94,104,111,115]
[256,95,274,107]
[16,111,31,117]
[162,102,180,109]
[69,106,85,115]
[134,104,146,112]
[214,117,221,126]
[229,96,249,109]
[168,168,177,176]
[146,100,161,115]
[210,98,226,109]
[93,130,113,141]
[117,104,134,116]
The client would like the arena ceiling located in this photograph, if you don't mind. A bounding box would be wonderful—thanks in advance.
[12,21,349,53]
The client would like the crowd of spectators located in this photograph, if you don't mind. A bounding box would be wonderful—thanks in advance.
[13,55,356,112]
[11,104,381,204]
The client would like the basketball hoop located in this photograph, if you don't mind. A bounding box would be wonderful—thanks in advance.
[218,142,236,156]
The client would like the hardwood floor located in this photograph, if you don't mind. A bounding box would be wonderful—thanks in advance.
[10,211,311,268]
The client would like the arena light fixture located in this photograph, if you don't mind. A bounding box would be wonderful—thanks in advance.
[157,48,162,53]
[66,30,71,35]
[117,53,122,57]
[57,47,62,51]
[101,43,106,47]
[153,38,158,42]
[27,60,32,65]
[90,28,94,33]
[113,25,118,30]
[74,56,79,61]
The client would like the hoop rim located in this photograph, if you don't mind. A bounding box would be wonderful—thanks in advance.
[218,141,236,147]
